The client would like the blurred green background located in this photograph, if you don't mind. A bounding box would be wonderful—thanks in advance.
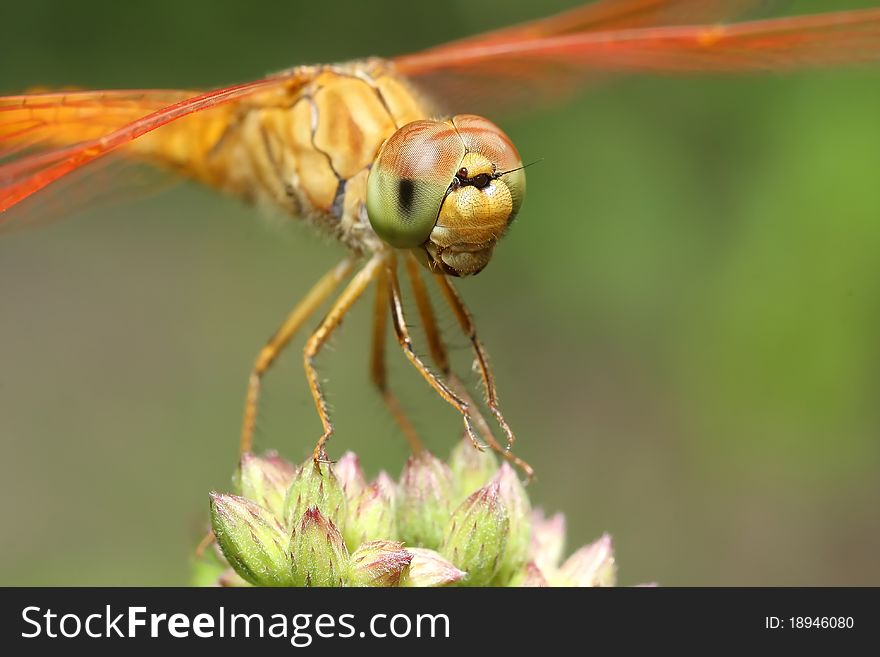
[2,0,879,586]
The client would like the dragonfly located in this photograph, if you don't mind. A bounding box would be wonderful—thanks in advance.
[3,0,880,478]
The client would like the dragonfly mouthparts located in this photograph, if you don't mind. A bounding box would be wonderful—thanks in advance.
[454,171,493,190]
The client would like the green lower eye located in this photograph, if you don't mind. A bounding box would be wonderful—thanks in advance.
[367,169,448,248]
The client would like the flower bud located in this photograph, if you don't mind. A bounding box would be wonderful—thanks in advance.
[440,480,509,586]
[284,459,346,531]
[557,533,617,587]
[374,471,397,504]
[396,452,454,548]
[492,463,532,585]
[237,451,297,520]
[343,482,396,551]
[529,509,566,575]
[508,562,549,587]
[402,548,466,587]
[334,451,367,503]
[289,506,349,587]
[448,437,497,503]
[209,493,293,586]
[346,540,412,587]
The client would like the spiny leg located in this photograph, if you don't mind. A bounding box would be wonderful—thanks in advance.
[370,266,423,453]
[386,254,482,450]
[433,272,518,450]
[305,253,385,463]
[405,253,533,479]
[404,253,493,452]
[404,252,451,374]
[194,528,215,559]
[240,256,355,455]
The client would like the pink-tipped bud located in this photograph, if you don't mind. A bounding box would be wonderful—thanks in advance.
[209,492,292,586]
[347,540,412,587]
[397,451,454,548]
[334,451,367,503]
[343,482,396,551]
[284,459,346,532]
[237,451,298,520]
[529,509,567,575]
[557,533,617,587]
[402,548,466,587]
[440,480,509,586]
[289,506,349,587]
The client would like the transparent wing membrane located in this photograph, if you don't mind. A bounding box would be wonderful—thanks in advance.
[0,76,304,217]
[435,0,775,47]
[396,7,880,115]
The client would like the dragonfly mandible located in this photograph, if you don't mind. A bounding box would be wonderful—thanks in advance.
[3,0,880,478]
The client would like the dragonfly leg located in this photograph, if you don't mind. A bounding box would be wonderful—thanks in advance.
[433,272,519,449]
[194,529,215,558]
[370,266,424,453]
[404,253,533,479]
[305,252,386,463]
[240,256,355,455]
[386,254,482,450]
[403,253,452,377]
[404,253,488,452]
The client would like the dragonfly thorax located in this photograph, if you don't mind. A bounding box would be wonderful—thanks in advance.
[366,114,525,276]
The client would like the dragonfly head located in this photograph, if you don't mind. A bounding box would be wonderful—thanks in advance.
[366,115,525,276]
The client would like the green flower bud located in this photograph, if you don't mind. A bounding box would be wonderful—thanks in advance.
[402,548,466,587]
[556,533,617,587]
[346,540,412,587]
[284,459,346,531]
[374,471,397,505]
[507,562,548,587]
[343,482,396,551]
[237,451,298,520]
[397,451,455,548]
[335,451,367,503]
[492,463,532,585]
[209,493,293,586]
[289,506,349,587]
[440,480,509,586]
[448,437,498,504]
[529,509,566,575]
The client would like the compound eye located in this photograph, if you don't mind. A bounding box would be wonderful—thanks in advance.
[452,114,525,217]
[367,120,466,248]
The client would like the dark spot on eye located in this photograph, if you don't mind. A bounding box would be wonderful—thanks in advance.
[398,178,415,214]
[457,167,468,179]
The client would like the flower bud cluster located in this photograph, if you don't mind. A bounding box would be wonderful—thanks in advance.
[201,443,620,587]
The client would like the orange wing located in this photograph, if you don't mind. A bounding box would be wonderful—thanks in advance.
[0,75,307,216]
[439,0,772,46]
[396,7,880,114]
[0,90,191,157]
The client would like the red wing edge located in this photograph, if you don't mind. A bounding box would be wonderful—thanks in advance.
[0,76,297,215]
